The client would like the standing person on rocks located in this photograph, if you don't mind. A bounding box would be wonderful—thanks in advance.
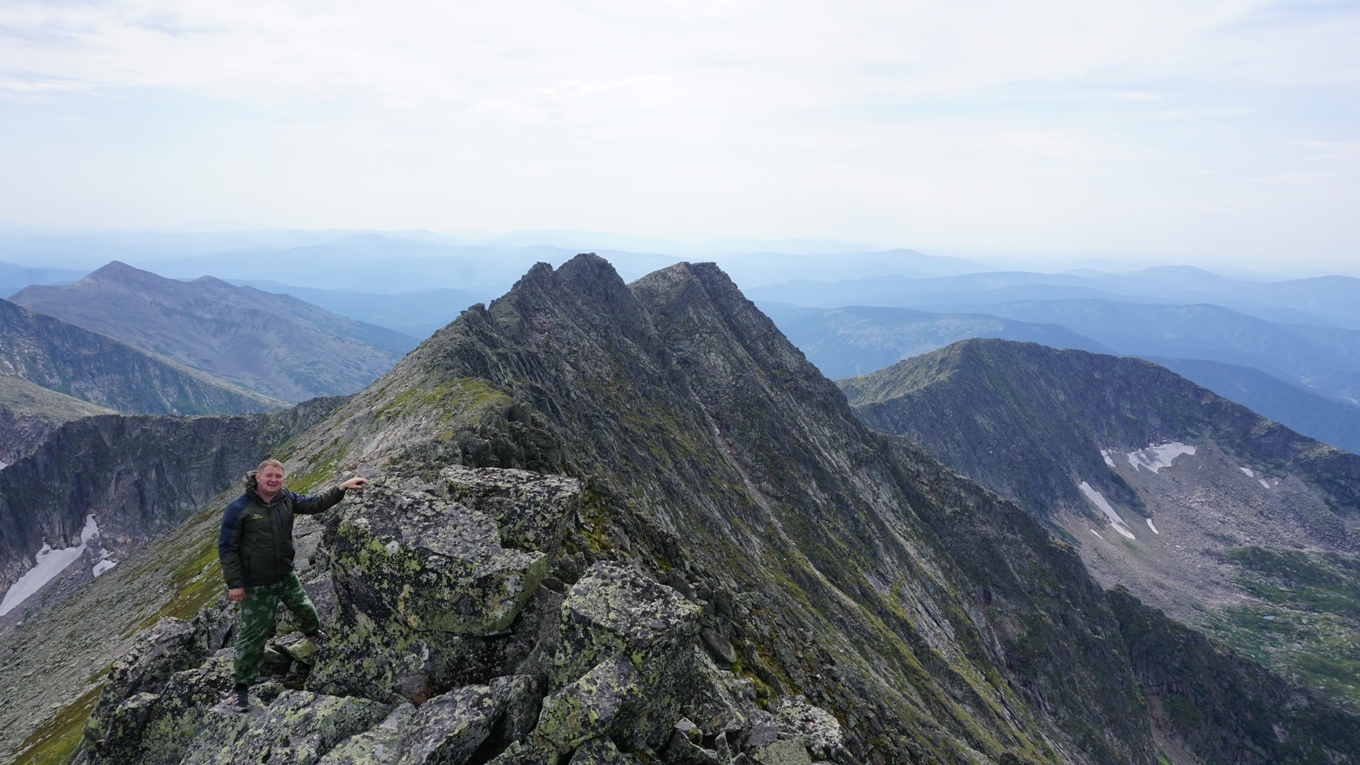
[218,458,368,712]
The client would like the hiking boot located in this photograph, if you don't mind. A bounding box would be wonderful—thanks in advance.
[305,629,327,646]
[232,685,250,713]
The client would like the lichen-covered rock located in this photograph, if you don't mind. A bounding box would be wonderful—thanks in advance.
[311,471,581,702]
[488,674,543,751]
[329,481,549,636]
[772,697,844,762]
[553,561,702,688]
[317,702,416,765]
[438,466,582,559]
[398,683,504,764]
[91,617,203,718]
[751,739,813,765]
[531,653,643,755]
[180,689,390,764]
[81,646,234,765]
[682,646,752,737]
[568,736,640,764]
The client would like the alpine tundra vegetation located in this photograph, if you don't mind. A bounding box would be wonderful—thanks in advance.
[4,255,1359,764]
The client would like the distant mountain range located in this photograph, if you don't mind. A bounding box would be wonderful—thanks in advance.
[0,297,281,415]
[748,267,1360,330]
[10,261,417,402]
[841,338,1360,712]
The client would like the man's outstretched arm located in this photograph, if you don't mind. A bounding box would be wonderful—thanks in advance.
[292,477,369,515]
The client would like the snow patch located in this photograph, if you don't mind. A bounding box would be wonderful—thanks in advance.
[1127,442,1196,473]
[0,515,102,616]
[1146,518,1159,534]
[1089,529,1105,540]
[92,559,117,577]
[1101,449,1116,468]
[1259,478,1271,490]
[1240,466,1254,477]
[1078,482,1136,540]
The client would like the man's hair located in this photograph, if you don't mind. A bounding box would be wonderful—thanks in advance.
[257,458,285,474]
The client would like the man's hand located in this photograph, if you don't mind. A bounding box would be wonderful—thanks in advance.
[339,477,369,492]
[229,588,245,602]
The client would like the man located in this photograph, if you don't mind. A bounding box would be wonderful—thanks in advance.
[218,458,368,712]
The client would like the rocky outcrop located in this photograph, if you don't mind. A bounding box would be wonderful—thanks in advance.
[0,296,282,415]
[75,467,844,765]
[11,261,418,402]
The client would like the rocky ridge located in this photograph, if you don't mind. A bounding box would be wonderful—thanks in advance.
[11,261,418,402]
[17,256,1360,764]
[0,373,114,465]
[840,338,1360,712]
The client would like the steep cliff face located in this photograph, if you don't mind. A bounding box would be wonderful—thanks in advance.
[0,396,343,624]
[19,257,1360,765]
[0,374,113,465]
[0,297,284,414]
[11,261,417,402]
[840,338,1360,716]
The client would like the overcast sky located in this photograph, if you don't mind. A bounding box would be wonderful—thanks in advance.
[2,1,1357,271]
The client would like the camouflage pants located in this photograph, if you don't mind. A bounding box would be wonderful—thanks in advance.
[232,572,319,687]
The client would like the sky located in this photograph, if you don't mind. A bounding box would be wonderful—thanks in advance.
[1,0,1358,271]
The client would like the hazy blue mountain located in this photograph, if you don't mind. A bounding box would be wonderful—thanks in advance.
[0,298,282,414]
[11,262,418,402]
[841,338,1360,713]
[747,268,1360,330]
[1148,356,1360,455]
[0,261,86,300]
[760,302,1113,378]
[972,300,1360,407]
[238,283,493,340]
[714,249,986,289]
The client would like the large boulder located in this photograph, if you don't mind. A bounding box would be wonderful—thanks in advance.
[328,481,549,635]
[311,470,582,701]
[553,562,703,688]
[180,689,390,764]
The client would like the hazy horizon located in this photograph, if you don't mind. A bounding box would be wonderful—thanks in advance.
[3,2,1357,275]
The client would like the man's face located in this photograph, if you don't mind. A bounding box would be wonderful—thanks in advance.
[257,465,285,496]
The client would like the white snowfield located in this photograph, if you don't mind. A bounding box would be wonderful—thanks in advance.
[1240,466,1254,477]
[1079,481,1137,540]
[1146,518,1159,534]
[0,514,113,617]
[1100,449,1116,468]
[1260,478,1272,490]
[1127,442,1197,473]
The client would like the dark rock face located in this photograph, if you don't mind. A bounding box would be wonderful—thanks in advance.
[839,338,1360,522]
[0,374,113,465]
[0,297,282,415]
[0,396,342,622]
[11,261,417,402]
[1108,587,1360,764]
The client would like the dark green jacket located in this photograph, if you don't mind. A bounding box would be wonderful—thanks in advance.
[218,471,345,589]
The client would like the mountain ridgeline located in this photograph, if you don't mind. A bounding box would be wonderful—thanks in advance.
[10,261,418,402]
[8,257,1359,765]
[0,297,283,415]
[840,338,1360,713]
